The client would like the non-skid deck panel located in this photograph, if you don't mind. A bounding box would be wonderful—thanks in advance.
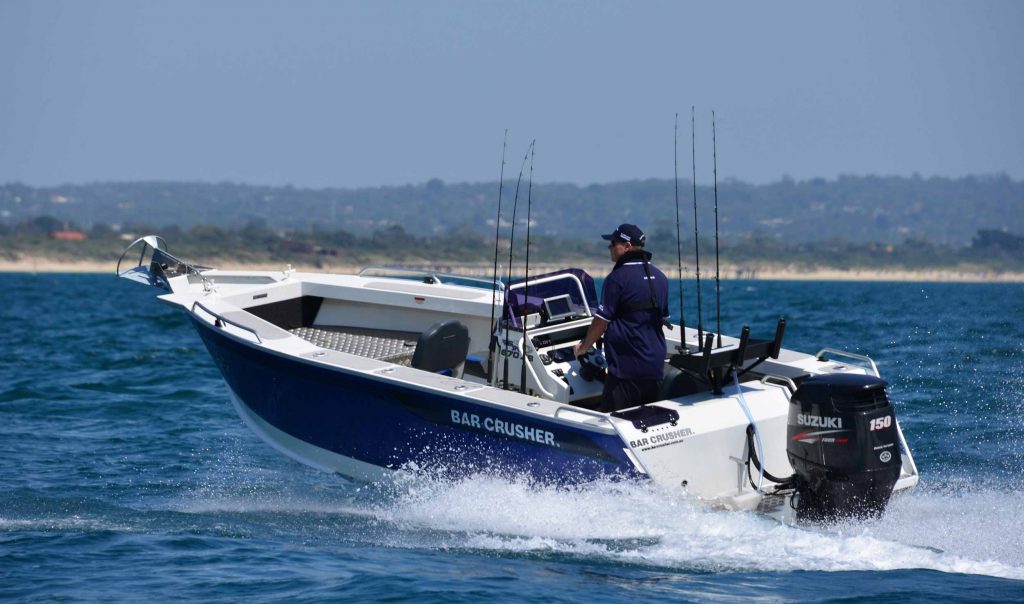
[290,325,419,363]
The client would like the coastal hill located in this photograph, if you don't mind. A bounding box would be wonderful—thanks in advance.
[1,176,1023,277]
[2,174,1022,246]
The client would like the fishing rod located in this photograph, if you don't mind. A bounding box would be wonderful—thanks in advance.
[487,130,508,382]
[502,143,532,390]
[520,141,535,395]
[712,111,722,348]
[691,106,705,345]
[674,113,687,351]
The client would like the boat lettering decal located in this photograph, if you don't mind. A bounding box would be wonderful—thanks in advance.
[451,410,555,446]
[629,427,694,451]
[796,413,843,429]
[869,415,892,431]
[790,429,850,444]
[499,342,532,358]
[387,388,623,464]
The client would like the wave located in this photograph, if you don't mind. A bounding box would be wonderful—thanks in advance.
[370,474,1024,580]
[162,469,1024,581]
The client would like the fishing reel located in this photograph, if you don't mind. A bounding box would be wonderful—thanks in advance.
[577,346,607,382]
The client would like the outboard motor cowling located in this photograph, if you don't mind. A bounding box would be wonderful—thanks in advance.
[787,373,902,520]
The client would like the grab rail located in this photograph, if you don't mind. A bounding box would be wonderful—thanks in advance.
[554,403,649,473]
[191,301,263,344]
[116,235,168,276]
[815,347,880,377]
[760,375,797,397]
[506,272,593,318]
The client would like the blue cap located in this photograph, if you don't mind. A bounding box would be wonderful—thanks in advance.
[601,223,646,245]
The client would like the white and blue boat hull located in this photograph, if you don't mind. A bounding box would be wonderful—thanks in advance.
[118,235,920,517]
[193,316,641,483]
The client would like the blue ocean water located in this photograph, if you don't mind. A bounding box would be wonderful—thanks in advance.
[2,273,1023,602]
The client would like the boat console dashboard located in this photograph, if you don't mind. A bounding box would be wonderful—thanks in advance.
[493,317,606,405]
[494,268,613,405]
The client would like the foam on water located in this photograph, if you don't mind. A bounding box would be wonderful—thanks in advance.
[160,430,1024,583]
[365,474,1024,581]
[0,516,136,533]
[163,465,1024,582]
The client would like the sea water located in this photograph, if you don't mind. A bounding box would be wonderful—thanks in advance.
[1,273,1022,602]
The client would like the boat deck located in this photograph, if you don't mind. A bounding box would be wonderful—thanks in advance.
[290,325,419,365]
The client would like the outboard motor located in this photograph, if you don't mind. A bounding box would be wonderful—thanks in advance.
[787,373,902,520]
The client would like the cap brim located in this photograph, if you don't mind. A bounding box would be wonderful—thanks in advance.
[600,233,616,241]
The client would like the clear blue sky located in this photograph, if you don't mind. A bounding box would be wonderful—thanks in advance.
[1,0,1021,188]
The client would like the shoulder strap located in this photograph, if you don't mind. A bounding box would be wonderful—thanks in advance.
[613,259,661,319]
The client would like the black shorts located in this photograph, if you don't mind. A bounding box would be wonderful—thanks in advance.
[599,373,663,412]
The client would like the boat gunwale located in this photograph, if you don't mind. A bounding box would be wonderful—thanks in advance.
[186,308,621,436]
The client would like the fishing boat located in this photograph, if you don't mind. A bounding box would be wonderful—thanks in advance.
[117,235,919,520]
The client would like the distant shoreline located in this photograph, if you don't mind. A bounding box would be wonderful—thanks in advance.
[3,256,1023,283]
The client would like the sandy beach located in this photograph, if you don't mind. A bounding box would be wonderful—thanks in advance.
[3,255,1022,283]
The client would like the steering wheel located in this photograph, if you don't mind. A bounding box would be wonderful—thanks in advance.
[577,346,607,381]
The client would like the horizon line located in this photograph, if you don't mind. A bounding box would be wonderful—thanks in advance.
[1,171,1019,191]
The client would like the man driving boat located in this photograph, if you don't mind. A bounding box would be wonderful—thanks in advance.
[574,223,670,412]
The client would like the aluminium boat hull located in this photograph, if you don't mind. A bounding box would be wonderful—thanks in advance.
[116,235,919,517]
[193,316,643,483]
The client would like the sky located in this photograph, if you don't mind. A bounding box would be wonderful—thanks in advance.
[1,0,1022,188]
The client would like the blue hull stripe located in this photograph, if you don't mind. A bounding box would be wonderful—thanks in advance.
[192,317,639,482]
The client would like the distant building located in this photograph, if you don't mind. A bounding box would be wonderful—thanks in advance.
[51,230,87,241]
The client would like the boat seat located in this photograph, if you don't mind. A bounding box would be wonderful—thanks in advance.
[411,319,471,378]
[462,354,488,379]
[660,363,707,400]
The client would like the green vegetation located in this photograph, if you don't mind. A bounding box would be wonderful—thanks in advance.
[2,216,1022,272]
[2,174,1022,246]
[1,177,1022,271]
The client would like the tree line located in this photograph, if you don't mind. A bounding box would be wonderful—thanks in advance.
[2,174,1022,248]
[3,214,1022,272]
